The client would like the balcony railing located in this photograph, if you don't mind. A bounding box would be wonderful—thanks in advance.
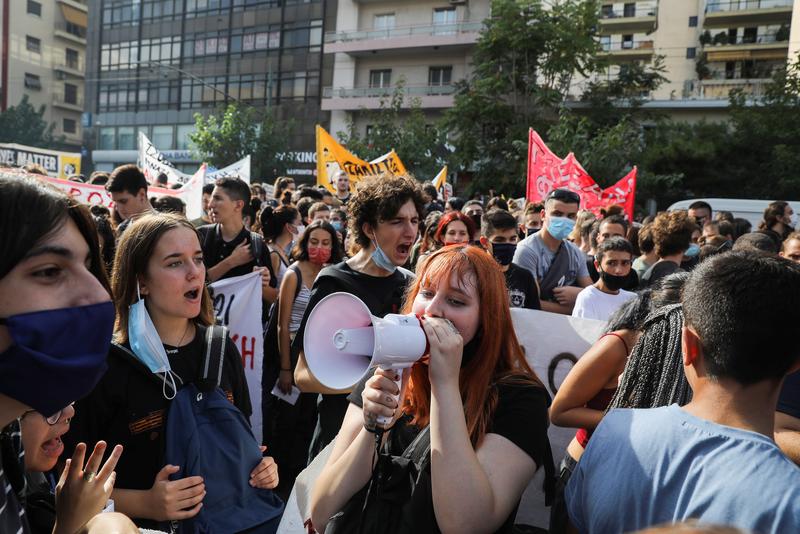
[705,32,789,45]
[54,59,85,73]
[600,2,658,18]
[684,77,770,99]
[325,21,484,44]
[323,84,456,99]
[53,93,84,108]
[54,22,87,40]
[706,0,793,13]
[601,39,654,52]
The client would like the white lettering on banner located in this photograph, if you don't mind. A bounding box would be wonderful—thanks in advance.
[208,272,265,444]
[276,308,606,533]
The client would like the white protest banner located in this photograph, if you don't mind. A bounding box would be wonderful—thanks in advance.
[277,308,606,533]
[138,132,192,185]
[206,155,251,183]
[209,271,265,443]
[511,308,606,528]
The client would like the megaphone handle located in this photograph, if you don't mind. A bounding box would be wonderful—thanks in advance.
[376,366,402,427]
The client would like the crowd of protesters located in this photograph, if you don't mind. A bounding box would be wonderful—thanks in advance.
[1,159,800,534]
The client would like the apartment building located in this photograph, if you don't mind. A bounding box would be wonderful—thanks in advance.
[86,0,333,179]
[587,0,797,121]
[0,0,88,150]
[323,0,490,137]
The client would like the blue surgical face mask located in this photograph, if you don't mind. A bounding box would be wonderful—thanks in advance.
[370,235,397,274]
[546,216,576,241]
[685,243,701,258]
[0,301,114,417]
[331,221,343,232]
[128,284,177,399]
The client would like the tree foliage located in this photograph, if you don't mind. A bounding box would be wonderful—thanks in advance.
[0,96,56,148]
[190,102,295,181]
[337,81,450,181]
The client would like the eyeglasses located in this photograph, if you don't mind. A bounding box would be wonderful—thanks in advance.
[545,189,581,205]
[21,403,74,425]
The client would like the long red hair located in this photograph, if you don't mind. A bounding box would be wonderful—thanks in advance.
[400,245,541,447]
[434,211,477,245]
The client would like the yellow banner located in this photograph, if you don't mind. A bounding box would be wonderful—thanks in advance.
[316,125,407,193]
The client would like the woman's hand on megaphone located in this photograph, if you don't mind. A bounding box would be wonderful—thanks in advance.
[421,316,463,388]
[362,368,401,430]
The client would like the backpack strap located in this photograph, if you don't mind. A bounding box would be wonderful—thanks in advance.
[401,425,431,471]
[250,232,265,267]
[288,262,303,299]
[111,343,180,397]
[201,325,228,390]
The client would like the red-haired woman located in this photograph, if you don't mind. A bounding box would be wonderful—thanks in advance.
[434,210,477,246]
[309,245,553,533]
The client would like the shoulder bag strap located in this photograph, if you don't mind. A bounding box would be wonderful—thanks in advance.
[401,426,432,471]
[202,325,228,388]
[539,242,570,301]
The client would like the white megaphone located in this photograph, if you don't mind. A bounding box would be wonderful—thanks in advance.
[303,292,428,425]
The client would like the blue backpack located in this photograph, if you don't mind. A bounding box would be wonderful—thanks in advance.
[164,325,284,533]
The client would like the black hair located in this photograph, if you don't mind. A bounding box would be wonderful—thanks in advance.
[152,195,186,215]
[464,199,483,209]
[683,251,800,384]
[481,209,517,237]
[291,220,343,264]
[260,205,299,242]
[445,197,465,212]
[608,304,691,410]
[688,200,712,214]
[0,176,110,293]
[732,218,752,240]
[486,197,508,212]
[732,231,780,254]
[595,236,634,263]
[156,173,168,185]
[202,183,215,195]
[88,171,109,185]
[94,214,116,273]
[605,290,652,333]
[599,214,629,234]
[297,185,324,201]
[296,197,315,222]
[422,183,438,199]
[106,164,148,195]
[638,224,654,254]
[214,176,251,204]
[649,271,689,310]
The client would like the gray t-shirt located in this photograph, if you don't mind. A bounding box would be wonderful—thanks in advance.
[512,231,589,285]
[566,405,800,534]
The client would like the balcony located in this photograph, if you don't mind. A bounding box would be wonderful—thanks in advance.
[599,39,655,60]
[321,84,456,111]
[599,3,658,33]
[324,21,484,56]
[703,33,789,61]
[54,59,85,78]
[685,77,771,99]
[704,0,793,28]
[53,93,83,112]
[54,22,86,45]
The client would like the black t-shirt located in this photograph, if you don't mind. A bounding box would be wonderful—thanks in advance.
[63,325,250,527]
[347,371,552,533]
[504,263,541,310]
[640,260,682,289]
[197,223,277,285]
[778,371,800,419]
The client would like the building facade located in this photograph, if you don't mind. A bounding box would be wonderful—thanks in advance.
[0,0,88,150]
[579,0,797,121]
[86,0,333,180]
[322,0,489,137]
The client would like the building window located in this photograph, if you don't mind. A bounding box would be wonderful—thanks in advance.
[601,4,613,17]
[64,83,78,105]
[374,13,395,30]
[118,127,136,150]
[24,73,41,90]
[688,16,698,27]
[176,125,195,150]
[152,125,174,150]
[429,66,452,86]
[26,35,41,53]
[623,3,635,17]
[27,0,42,16]
[600,35,611,51]
[66,48,79,69]
[686,47,696,59]
[433,7,457,35]
[622,34,634,49]
[369,69,392,88]
[63,118,77,134]
[99,127,116,150]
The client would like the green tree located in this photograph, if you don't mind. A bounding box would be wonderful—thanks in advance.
[444,0,600,195]
[190,102,295,181]
[337,81,450,181]
[0,95,56,147]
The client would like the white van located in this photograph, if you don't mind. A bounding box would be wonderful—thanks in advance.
[667,198,800,229]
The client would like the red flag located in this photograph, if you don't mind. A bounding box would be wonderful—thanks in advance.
[525,129,637,220]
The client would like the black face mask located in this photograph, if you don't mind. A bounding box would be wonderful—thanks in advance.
[526,227,541,237]
[468,213,483,234]
[461,328,483,368]
[599,269,628,292]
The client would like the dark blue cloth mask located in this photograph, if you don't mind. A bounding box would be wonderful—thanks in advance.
[0,301,114,417]
[491,242,517,266]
